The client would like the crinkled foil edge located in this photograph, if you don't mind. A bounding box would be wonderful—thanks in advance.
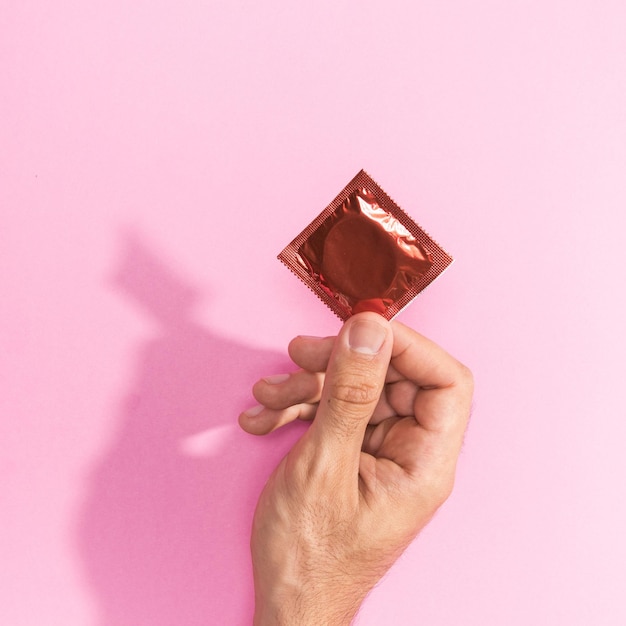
[278,169,454,321]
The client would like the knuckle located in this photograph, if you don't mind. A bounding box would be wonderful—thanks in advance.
[329,372,381,412]
[435,472,456,504]
[414,470,456,512]
[456,362,474,392]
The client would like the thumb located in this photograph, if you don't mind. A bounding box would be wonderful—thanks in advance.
[309,312,392,464]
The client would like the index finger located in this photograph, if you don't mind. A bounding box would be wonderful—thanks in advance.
[390,322,471,390]
[289,326,469,390]
[391,321,473,436]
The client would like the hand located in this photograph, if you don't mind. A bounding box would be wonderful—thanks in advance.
[239,312,473,626]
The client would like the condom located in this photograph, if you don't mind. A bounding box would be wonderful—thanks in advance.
[278,170,453,320]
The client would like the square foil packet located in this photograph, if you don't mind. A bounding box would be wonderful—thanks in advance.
[278,170,453,320]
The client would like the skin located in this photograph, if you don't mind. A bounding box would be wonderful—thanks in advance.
[239,312,474,626]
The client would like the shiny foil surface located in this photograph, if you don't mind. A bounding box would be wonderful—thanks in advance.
[278,170,453,320]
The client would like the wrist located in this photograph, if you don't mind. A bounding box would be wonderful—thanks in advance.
[253,581,362,626]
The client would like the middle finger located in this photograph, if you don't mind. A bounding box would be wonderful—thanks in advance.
[252,368,325,410]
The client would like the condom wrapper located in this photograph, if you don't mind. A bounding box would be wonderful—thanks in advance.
[278,170,453,321]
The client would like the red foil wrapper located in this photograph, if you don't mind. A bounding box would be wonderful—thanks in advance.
[278,170,453,320]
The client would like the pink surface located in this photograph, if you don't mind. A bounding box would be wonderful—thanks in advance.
[2,1,625,624]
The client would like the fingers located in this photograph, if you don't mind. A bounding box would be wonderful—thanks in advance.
[290,334,405,385]
[288,335,335,372]
[378,380,418,418]
[240,369,323,435]
[382,322,473,488]
[252,369,324,410]
[241,318,472,468]
[243,366,402,435]
[289,323,472,434]
[239,402,317,435]
[307,312,393,466]
[290,325,468,392]
[390,322,471,391]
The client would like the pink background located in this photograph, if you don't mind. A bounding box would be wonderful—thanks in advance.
[2,1,625,624]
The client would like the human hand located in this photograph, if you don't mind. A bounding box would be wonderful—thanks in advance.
[239,312,473,626]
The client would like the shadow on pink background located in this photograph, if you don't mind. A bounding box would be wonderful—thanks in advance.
[78,233,302,625]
